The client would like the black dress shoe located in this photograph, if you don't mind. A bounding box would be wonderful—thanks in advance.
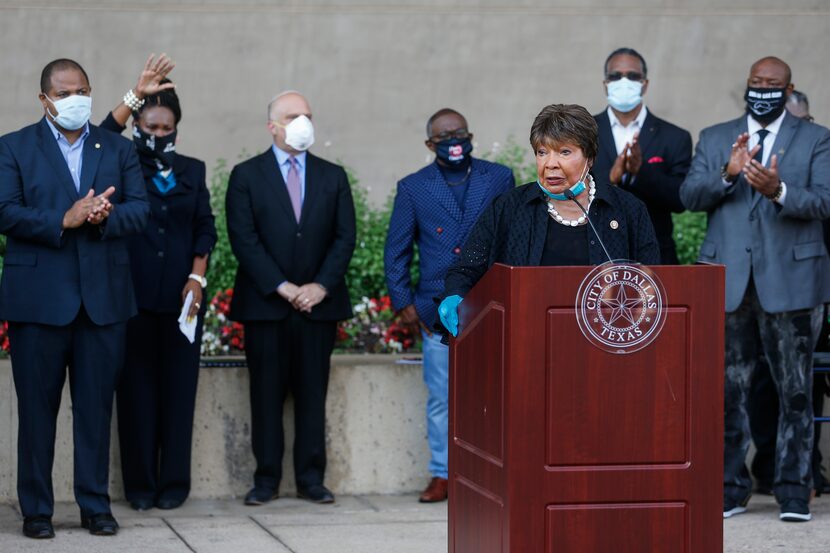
[155,497,184,510]
[81,513,119,536]
[22,516,54,539]
[129,498,154,511]
[244,486,278,506]
[297,484,335,504]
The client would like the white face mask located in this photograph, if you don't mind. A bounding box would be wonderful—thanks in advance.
[606,78,643,113]
[44,94,92,131]
[279,114,315,151]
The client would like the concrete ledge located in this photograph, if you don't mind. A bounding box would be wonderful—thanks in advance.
[0,355,430,503]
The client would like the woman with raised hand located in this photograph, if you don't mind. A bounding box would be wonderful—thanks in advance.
[101,54,217,510]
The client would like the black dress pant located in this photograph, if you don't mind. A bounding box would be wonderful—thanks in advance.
[116,310,202,504]
[750,347,828,492]
[9,309,125,518]
[244,311,336,492]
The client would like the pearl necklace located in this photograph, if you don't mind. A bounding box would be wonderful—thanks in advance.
[546,178,596,226]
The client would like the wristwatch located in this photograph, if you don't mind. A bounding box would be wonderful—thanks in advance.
[721,163,738,184]
[188,273,207,287]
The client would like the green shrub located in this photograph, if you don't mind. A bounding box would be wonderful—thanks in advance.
[344,168,395,306]
[672,211,707,265]
[206,159,237,299]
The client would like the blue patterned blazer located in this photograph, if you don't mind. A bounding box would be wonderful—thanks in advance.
[385,158,514,325]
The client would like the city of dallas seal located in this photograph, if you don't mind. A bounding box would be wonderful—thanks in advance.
[575,262,667,354]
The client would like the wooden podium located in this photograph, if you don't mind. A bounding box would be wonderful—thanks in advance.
[448,264,724,553]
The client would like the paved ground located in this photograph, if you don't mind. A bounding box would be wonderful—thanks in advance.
[0,493,828,552]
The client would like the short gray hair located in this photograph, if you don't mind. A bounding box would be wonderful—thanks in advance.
[266,89,304,121]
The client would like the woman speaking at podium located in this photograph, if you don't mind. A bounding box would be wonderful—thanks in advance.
[438,103,660,336]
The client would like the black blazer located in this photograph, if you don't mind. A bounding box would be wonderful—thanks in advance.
[99,114,217,313]
[593,109,692,264]
[0,119,149,325]
[226,149,356,322]
[442,181,660,300]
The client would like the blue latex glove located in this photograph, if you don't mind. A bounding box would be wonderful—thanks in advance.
[438,295,463,337]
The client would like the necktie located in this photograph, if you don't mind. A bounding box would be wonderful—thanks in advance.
[286,156,302,223]
[754,129,770,165]
[750,129,770,197]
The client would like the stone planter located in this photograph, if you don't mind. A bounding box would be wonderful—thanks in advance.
[0,354,429,503]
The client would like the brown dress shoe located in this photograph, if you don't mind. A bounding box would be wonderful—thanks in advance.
[419,477,448,503]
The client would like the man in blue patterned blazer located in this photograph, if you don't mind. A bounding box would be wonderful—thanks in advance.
[384,108,514,502]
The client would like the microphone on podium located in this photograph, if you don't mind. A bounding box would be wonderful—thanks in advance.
[563,189,614,264]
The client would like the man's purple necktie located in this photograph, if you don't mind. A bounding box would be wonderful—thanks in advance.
[286,156,302,223]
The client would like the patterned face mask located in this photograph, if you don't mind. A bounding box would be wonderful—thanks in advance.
[133,125,177,169]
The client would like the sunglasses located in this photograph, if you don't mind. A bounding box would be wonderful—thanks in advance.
[606,71,644,82]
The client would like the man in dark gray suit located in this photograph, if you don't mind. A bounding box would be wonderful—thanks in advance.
[681,57,830,523]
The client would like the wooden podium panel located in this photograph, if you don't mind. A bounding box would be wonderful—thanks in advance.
[449,264,724,553]
[545,307,689,466]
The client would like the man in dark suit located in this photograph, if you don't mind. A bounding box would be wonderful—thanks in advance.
[384,108,514,502]
[681,57,830,522]
[226,91,355,506]
[0,59,149,538]
[592,47,692,264]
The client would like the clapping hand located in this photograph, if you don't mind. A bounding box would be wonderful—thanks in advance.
[743,154,781,197]
[63,186,116,229]
[726,133,760,181]
[609,133,642,184]
[625,132,642,175]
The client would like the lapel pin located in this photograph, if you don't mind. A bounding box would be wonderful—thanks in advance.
[95,143,101,149]
[610,220,619,230]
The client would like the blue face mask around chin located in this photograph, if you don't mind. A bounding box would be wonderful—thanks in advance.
[537,161,590,200]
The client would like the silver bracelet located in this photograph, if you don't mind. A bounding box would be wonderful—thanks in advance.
[123,89,145,111]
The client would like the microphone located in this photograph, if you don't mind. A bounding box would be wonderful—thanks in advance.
[564,189,614,264]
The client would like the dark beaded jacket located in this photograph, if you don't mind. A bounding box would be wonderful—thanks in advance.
[442,180,661,300]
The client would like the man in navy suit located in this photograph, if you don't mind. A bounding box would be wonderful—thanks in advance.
[384,108,514,502]
[592,47,692,264]
[0,59,149,538]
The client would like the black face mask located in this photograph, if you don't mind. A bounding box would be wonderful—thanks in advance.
[744,86,788,125]
[132,126,177,170]
[435,137,473,168]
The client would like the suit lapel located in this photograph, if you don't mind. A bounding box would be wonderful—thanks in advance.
[35,118,79,202]
[459,160,488,233]
[257,149,297,226]
[299,153,322,229]
[425,163,463,222]
[78,126,102,196]
[768,112,798,170]
[596,112,618,169]
[637,111,658,156]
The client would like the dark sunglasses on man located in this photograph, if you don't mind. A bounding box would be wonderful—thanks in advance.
[606,71,645,82]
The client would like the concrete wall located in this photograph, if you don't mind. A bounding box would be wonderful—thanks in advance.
[1,353,829,503]
[0,355,431,503]
[0,1,827,203]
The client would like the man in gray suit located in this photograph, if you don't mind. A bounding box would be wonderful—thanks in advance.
[681,56,830,523]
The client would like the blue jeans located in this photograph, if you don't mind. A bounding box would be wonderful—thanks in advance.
[422,330,449,479]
